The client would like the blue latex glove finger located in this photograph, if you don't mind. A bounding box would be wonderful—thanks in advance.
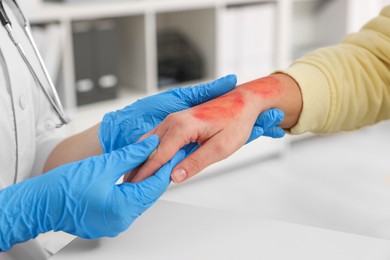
[246,126,265,144]
[178,74,237,106]
[104,135,161,184]
[263,126,286,138]
[255,109,284,130]
[0,136,167,251]
[99,75,237,153]
[260,109,285,138]
[246,109,286,143]
[121,148,187,207]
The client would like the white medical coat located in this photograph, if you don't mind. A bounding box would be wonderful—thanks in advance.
[0,3,65,259]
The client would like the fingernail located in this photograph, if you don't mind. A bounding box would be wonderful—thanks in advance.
[172,169,187,183]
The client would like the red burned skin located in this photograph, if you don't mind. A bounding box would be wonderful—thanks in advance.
[240,76,281,98]
[192,91,245,121]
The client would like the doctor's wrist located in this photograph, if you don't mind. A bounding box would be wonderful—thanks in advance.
[0,182,52,251]
[44,124,103,172]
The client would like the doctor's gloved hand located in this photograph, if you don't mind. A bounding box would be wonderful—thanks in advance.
[99,75,238,153]
[129,75,287,184]
[0,136,182,252]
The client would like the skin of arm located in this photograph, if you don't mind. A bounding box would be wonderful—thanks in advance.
[43,124,103,172]
[131,73,302,184]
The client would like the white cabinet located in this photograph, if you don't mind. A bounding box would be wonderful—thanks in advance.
[217,2,276,82]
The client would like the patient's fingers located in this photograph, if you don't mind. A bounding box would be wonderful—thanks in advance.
[131,118,197,183]
[170,132,241,183]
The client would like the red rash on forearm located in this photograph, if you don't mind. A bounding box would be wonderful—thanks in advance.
[192,91,245,121]
[238,76,281,98]
[192,76,283,122]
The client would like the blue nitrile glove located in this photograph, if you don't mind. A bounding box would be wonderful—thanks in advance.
[247,108,286,143]
[0,136,184,252]
[99,74,285,153]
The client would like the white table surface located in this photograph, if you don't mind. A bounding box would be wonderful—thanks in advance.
[51,200,390,260]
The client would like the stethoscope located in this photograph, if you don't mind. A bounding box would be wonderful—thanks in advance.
[0,0,69,127]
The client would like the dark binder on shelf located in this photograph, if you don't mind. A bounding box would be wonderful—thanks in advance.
[73,21,96,106]
[73,20,119,106]
[94,20,118,101]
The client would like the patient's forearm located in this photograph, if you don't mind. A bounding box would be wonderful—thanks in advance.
[131,73,302,183]
[236,73,303,130]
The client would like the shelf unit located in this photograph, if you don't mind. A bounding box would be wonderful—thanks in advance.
[26,0,281,129]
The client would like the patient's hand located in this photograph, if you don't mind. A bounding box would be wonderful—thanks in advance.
[128,74,302,183]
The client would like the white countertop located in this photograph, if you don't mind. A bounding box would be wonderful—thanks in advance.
[51,200,390,260]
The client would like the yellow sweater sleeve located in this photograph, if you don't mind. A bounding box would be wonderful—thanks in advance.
[281,5,390,135]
